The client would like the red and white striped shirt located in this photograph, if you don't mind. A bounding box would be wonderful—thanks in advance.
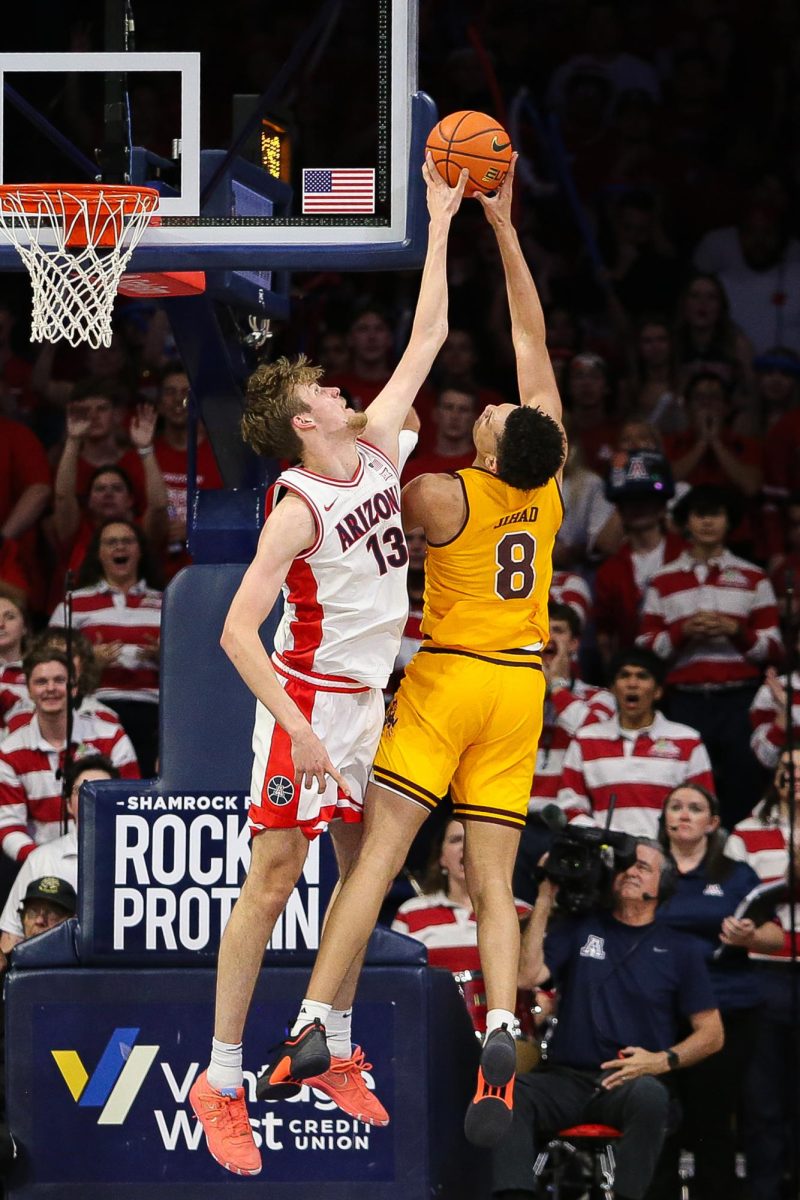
[749,672,800,770]
[557,711,715,838]
[550,571,593,629]
[0,660,26,740]
[4,693,124,737]
[726,803,796,962]
[50,580,162,704]
[637,550,781,687]
[0,711,139,861]
[391,890,531,973]
[530,681,616,812]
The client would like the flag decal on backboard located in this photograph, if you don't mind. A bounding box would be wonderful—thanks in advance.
[302,169,376,213]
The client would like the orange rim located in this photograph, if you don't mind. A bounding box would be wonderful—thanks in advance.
[0,183,160,247]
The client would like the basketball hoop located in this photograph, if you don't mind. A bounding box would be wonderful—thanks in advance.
[0,183,160,349]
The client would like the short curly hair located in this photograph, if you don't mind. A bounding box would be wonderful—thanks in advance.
[496,406,566,490]
[240,355,322,460]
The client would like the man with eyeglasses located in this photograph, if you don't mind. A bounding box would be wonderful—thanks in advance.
[17,877,77,940]
[0,649,136,863]
[0,754,116,954]
[491,840,723,1200]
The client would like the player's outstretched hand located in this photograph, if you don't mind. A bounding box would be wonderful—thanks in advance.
[423,152,468,222]
[475,152,517,226]
[291,727,352,798]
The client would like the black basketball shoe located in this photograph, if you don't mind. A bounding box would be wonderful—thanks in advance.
[464,1024,516,1147]
[255,1018,331,1101]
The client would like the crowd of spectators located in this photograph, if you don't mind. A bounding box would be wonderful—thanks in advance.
[2,0,800,1195]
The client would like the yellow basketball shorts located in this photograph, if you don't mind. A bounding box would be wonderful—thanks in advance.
[372,645,545,830]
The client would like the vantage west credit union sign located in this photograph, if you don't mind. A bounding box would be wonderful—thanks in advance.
[25,991,398,1187]
[79,784,339,962]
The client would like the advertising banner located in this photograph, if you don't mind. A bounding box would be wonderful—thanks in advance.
[7,967,452,1199]
[79,782,339,963]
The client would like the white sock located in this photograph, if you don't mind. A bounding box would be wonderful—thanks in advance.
[207,1037,243,1091]
[485,1008,516,1038]
[326,1008,353,1059]
[290,998,331,1037]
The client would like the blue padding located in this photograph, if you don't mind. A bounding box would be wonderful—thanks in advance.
[366,925,427,965]
[189,487,265,564]
[204,273,291,318]
[6,964,482,1198]
[8,917,80,968]
[198,152,294,219]
[158,563,279,786]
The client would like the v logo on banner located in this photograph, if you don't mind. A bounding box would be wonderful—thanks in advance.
[52,1027,159,1125]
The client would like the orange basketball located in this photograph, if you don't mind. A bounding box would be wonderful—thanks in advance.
[425,111,514,197]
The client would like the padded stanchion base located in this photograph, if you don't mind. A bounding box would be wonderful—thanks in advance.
[6,964,485,1199]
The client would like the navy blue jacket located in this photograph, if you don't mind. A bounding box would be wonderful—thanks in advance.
[657,856,763,1012]
[543,910,716,1071]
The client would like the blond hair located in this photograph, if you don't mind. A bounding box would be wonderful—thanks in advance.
[240,355,322,460]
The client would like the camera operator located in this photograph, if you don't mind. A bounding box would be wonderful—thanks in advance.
[491,840,724,1200]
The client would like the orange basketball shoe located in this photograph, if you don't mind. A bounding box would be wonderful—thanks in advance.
[189,1070,262,1176]
[305,1047,390,1126]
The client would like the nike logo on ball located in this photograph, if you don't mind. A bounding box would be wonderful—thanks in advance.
[492,137,511,152]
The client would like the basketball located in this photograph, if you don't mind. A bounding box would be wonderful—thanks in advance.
[425,111,514,197]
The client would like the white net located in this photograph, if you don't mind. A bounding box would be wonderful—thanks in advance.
[0,185,159,349]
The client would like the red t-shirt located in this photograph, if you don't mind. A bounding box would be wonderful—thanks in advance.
[74,449,147,515]
[663,428,763,546]
[0,354,35,416]
[0,417,51,604]
[663,429,763,489]
[154,437,223,522]
[0,417,51,525]
[764,409,800,497]
[0,540,30,596]
[154,437,224,579]
[325,371,439,451]
[576,421,621,477]
[402,448,475,481]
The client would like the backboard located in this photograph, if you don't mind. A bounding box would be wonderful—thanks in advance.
[0,0,433,273]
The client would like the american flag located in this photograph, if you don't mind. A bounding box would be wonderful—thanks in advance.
[302,168,375,214]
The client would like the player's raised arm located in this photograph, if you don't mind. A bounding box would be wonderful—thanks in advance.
[364,156,468,457]
[476,155,562,429]
[220,495,350,796]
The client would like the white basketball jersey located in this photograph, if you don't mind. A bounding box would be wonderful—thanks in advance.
[268,441,409,689]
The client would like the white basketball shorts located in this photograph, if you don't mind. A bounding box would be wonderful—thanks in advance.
[248,670,385,841]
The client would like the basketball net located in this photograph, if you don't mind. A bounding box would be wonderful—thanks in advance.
[0,184,160,349]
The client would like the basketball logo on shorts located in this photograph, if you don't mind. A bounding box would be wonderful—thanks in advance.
[267,775,295,806]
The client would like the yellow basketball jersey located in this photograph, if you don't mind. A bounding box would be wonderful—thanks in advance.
[421,468,563,653]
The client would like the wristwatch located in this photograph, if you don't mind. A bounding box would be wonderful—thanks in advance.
[665,1048,680,1071]
[548,676,571,693]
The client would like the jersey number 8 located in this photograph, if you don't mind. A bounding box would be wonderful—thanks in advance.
[494,531,537,600]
